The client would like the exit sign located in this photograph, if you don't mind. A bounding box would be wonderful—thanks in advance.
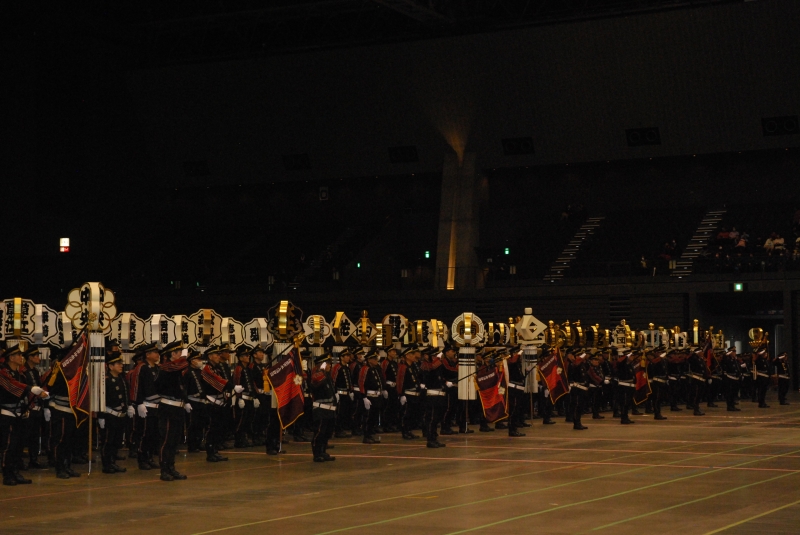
[59,238,70,253]
[731,282,747,292]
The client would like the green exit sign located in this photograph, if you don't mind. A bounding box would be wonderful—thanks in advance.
[731,282,747,292]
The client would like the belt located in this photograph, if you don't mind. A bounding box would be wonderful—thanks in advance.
[385,381,396,387]
[0,409,20,418]
[618,381,634,387]
[652,377,668,384]
[188,396,207,404]
[426,389,446,396]
[404,390,418,396]
[160,399,184,408]
[51,403,73,414]
[30,406,41,412]
[206,395,225,406]
[570,384,588,391]
[668,376,678,381]
[143,402,159,408]
[689,373,706,382]
[241,394,254,401]
[757,372,769,378]
[366,390,381,396]
[313,401,336,411]
[105,408,125,418]
[779,375,790,379]
[588,384,599,388]
[337,389,350,395]
[509,383,526,391]
[725,374,740,380]
[256,389,265,394]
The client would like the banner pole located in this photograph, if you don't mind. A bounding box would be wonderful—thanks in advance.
[87,361,93,476]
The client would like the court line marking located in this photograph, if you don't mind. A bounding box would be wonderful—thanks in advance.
[190,441,693,535]
[702,497,800,534]
[587,471,799,531]
[311,441,789,535]
[438,445,800,535]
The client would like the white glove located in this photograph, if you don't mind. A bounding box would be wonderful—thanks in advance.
[363,398,372,410]
[544,389,550,397]
[98,418,105,429]
[44,408,51,421]
[238,399,245,409]
[498,387,506,395]
[253,398,260,408]
[320,362,328,371]
[127,406,135,418]
[335,393,340,403]
[400,396,407,406]
[31,386,44,396]
[382,390,389,399]
[349,392,354,401]
[234,385,244,394]
[707,379,713,384]
[184,403,192,414]
[181,348,188,357]
[557,367,563,375]
[420,384,426,390]
[445,381,454,388]
[137,404,148,418]
[604,379,610,385]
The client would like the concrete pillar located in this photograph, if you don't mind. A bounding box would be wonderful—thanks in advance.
[435,152,482,290]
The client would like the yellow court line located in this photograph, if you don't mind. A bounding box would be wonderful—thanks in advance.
[702,497,800,534]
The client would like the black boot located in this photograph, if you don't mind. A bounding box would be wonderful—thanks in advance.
[169,466,187,480]
[160,468,174,482]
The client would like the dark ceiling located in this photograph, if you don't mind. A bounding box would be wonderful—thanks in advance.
[11,0,741,68]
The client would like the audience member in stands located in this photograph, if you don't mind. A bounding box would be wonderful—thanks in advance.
[773,234,785,252]
[763,235,774,255]
[728,227,739,241]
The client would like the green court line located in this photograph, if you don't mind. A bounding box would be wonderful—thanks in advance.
[439,444,800,535]
[702,497,800,534]
[312,441,780,535]
[587,471,798,531]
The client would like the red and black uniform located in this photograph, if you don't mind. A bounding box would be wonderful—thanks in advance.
[310,360,337,461]
[616,355,636,424]
[132,361,161,467]
[98,369,129,472]
[155,353,189,477]
[420,354,447,447]
[0,363,33,484]
[331,359,354,437]
[567,352,589,430]
[397,358,422,439]
[359,359,386,442]
[46,362,80,478]
[201,361,234,461]
[440,354,464,433]
[587,358,605,418]
[381,357,400,432]
[233,360,258,447]
[507,351,528,435]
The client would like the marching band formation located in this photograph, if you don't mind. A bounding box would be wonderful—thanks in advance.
[0,305,791,487]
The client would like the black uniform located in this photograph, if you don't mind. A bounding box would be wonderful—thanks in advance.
[397,359,422,439]
[133,362,161,466]
[185,364,209,452]
[587,358,605,419]
[753,350,771,408]
[646,351,669,420]
[201,361,234,461]
[687,350,708,415]
[99,372,129,472]
[233,361,257,447]
[310,361,337,461]
[359,359,386,443]
[567,353,589,430]
[721,350,742,411]
[440,355,465,433]
[507,351,528,435]
[332,360,354,437]
[775,354,791,405]
[420,355,447,446]
[46,365,81,478]
[155,356,189,478]
[20,365,44,469]
[251,360,269,446]
[666,352,684,411]
[616,355,636,424]
[381,357,401,432]
[0,363,33,484]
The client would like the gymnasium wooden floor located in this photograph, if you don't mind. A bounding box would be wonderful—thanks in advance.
[4,393,800,535]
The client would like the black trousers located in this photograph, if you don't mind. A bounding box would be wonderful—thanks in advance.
[335,395,354,434]
[252,394,270,441]
[363,397,383,438]
[187,402,209,451]
[401,398,422,435]
[589,385,602,416]
[756,375,770,406]
[311,408,335,458]
[26,409,43,462]
[651,380,666,417]
[668,378,682,409]
[137,410,161,463]
[706,377,720,406]
[507,388,525,433]
[265,408,282,453]
[383,389,399,430]
[158,404,184,469]
[0,415,21,478]
[570,387,588,427]
[538,389,554,422]
[234,399,255,445]
[352,393,364,433]
[619,386,634,422]
[49,408,77,473]
[206,404,229,457]
[443,388,467,431]
[690,378,706,411]
[778,378,791,404]
[723,377,739,409]
[425,395,446,443]
[99,414,125,468]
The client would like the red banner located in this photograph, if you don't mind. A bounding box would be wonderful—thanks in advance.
[265,347,305,429]
[474,363,508,423]
[56,330,91,427]
[633,358,651,405]
[538,349,569,404]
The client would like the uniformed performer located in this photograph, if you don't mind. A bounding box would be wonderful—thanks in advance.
[98,349,128,474]
[185,348,208,453]
[201,345,243,462]
[419,347,447,447]
[397,346,422,439]
[21,346,46,470]
[775,352,791,405]
[587,352,605,419]
[721,347,742,411]
[686,347,709,415]
[666,349,685,412]
[309,352,337,462]
[646,347,669,421]
[359,350,387,444]
[707,350,722,408]
[349,348,366,436]
[567,349,589,430]
[217,344,236,446]
[440,345,471,434]
[155,341,190,481]
[753,347,771,408]
[130,343,162,470]
[250,345,269,446]
[506,348,528,436]
[332,348,354,438]
[616,350,636,424]
[46,347,82,479]
[233,346,257,448]
[380,347,401,433]
[1,346,46,485]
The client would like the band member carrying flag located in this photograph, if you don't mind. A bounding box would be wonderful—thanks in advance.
[537,345,570,405]
[265,335,306,430]
[633,350,652,407]
[474,352,508,424]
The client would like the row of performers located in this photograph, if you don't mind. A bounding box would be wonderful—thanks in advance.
[0,339,791,485]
